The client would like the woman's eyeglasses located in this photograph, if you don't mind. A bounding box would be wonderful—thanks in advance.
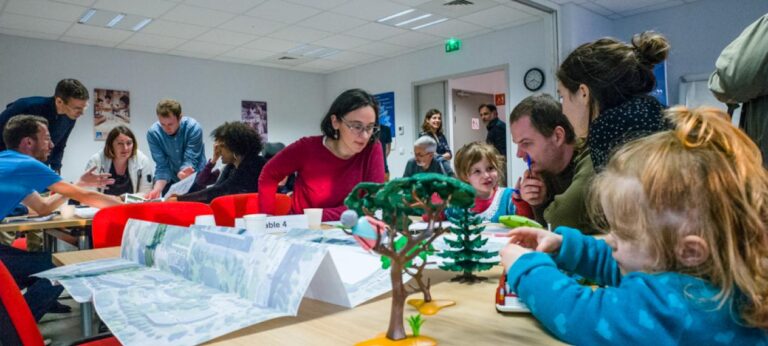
[342,119,380,136]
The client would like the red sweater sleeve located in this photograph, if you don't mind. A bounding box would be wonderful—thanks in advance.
[513,196,534,219]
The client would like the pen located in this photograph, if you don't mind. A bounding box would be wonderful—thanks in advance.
[525,153,532,170]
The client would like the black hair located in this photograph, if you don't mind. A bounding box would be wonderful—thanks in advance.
[3,115,48,149]
[54,79,89,101]
[211,122,263,157]
[509,93,576,144]
[320,89,379,143]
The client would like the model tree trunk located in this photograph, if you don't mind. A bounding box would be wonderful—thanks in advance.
[387,261,407,340]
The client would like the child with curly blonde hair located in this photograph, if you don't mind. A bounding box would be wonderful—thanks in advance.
[500,106,768,344]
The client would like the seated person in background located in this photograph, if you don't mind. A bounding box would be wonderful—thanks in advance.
[145,99,206,199]
[500,107,768,344]
[262,142,294,194]
[258,89,385,221]
[0,115,120,322]
[403,136,454,178]
[510,94,595,233]
[85,125,153,197]
[168,122,265,204]
[453,141,532,222]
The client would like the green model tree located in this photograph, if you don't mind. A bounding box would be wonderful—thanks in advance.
[344,173,475,342]
[439,209,498,283]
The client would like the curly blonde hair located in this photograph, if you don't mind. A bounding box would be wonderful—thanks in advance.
[589,106,768,328]
[454,141,505,183]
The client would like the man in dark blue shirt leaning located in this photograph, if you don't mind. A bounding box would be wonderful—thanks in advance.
[0,78,89,173]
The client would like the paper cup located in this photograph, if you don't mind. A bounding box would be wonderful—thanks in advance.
[194,214,216,226]
[234,218,246,229]
[304,208,323,229]
[244,214,267,234]
[59,205,76,219]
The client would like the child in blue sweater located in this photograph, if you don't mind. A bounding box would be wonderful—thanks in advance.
[500,106,768,345]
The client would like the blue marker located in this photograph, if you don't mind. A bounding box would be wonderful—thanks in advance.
[525,154,532,170]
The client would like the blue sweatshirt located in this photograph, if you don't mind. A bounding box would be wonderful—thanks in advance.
[146,117,206,183]
[507,227,768,345]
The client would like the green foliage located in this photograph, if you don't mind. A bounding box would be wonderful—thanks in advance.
[438,209,499,280]
[381,236,435,269]
[407,314,425,337]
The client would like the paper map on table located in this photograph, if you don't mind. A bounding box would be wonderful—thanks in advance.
[35,219,391,346]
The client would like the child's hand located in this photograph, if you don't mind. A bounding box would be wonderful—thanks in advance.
[500,243,532,271]
[505,227,563,253]
[521,170,547,206]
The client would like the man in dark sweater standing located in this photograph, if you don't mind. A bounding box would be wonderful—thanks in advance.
[479,103,507,158]
[0,78,89,173]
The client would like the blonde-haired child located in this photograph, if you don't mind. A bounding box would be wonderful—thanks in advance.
[454,141,532,222]
[500,106,768,344]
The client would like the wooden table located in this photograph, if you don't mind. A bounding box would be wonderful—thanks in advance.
[0,215,92,233]
[1,216,93,250]
[53,248,564,346]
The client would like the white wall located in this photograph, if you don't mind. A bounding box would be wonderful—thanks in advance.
[612,0,768,105]
[560,3,614,56]
[0,34,326,183]
[324,18,557,182]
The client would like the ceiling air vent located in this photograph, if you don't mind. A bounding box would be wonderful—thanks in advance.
[278,56,297,60]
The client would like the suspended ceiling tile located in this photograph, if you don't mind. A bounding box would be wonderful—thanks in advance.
[117,43,171,54]
[245,0,321,24]
[5,0,87,22]
[0,12,72,35]
[313,34,369,50]
[243,36,299,52]
[119,32,185,49]
[196,28,258,46]
[140,19,209,39]
[282,0,350,11]
[461,4,535,29]
[182,0,265,14]
[92,0,177,18]
[418,19,484,38]
[161,4,236,27]
[383,30,441,48]
[331,0,410,21]
[60,34,119,47]
[63,23,133,42]
[174,39,236,56]
[219,46,274,60]
[346,22,408,40]
[269,25,331,42]
[218,15,286,36]
[300,12,367,33]
[351,41,410,57]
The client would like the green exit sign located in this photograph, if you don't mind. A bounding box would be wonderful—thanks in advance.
[445,38,461,53]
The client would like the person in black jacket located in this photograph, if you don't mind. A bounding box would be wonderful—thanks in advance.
[169,122,265,203]
[479,104,507,158]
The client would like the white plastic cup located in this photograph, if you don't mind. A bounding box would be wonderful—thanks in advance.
[244,214,267,234]
[234,218,246,229]
[59,205,76,219]
[304,208,323,229]
[194,214,216,226]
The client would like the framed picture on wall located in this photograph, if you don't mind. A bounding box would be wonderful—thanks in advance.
[374,92,395,138]
[242,100,267,143]
[93,88,130,140]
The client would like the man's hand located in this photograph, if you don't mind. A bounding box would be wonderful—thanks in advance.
[177,167,195,180]
[77,166,115,188]
[520,170,546,206]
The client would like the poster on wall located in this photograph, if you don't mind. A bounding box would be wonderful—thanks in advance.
[241,100,268,143]
[374,92,395,138]
[650,62,668,106]
[93,89,130,140]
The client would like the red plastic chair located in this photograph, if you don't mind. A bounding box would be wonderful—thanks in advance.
[0,260,120,346]
[11,237,27,251]
[91,202,213,248]
[210,193,292,227]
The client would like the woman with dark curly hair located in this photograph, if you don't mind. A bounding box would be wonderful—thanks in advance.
[419,108,452,160]
[169,122,265,203]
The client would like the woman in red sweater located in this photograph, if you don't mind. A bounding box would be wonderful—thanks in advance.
[258,89,385,221]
